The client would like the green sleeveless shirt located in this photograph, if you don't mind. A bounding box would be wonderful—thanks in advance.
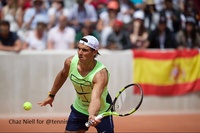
[69,55,110,115]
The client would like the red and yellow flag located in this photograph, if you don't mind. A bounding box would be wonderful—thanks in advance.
[133,49,200,96]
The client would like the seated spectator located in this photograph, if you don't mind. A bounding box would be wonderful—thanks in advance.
[64,0,76,8]
[180,0,199,30]
[47,0,70,29]
[22,22,47,50]
[129,10,149,49]
[15,0,32,41]
[75,21,99,48]
[118,0,135,29]
[144,0,160,32]
[85,0,108,17]
[176,16,200,49]
[146,15,177,49]
[23,0,32,9]
[96,0,121,47]
[160,0,181,34]
[106,19,131,50]
[1,0,21,32]
[152,0,164,12]
[47,15,76,50]
[69,0,98,32]
[0,20,22,52]
[16,0,29,28]
[23,0,48,30]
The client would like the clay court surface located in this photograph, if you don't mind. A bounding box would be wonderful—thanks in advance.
[1,113,200,132]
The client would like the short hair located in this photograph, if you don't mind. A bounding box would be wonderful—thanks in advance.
[37,22,46,27]
[0,20,10,28]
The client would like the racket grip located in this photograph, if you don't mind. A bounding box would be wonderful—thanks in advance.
[85,114,103,127]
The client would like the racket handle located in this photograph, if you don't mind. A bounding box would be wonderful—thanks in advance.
[95,114,104,120]
[85,114,103,127]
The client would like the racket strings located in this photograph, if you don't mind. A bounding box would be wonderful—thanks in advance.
[114,85,142,115]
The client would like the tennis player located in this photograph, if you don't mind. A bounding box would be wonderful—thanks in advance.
[38,35,114,133]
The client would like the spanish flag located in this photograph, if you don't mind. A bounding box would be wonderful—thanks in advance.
[133,49,200,96]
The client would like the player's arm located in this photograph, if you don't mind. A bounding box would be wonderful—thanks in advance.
[38,56,73,107]
[88,68,109,125]
[49,56,73,95]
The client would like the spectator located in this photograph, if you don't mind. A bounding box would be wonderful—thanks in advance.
[16,0,28,28]
[86,0,108,18]
[118,0,135,29]
[1,0,21,32]
[184,0,199,21]
[180,0,199,30]
[153,0,164,12]
[144,0,160,32]
[22,22,47,50]
[176,16,200,49]
[96,0,121,47]
[106,19,131,50]
[160,0,181,33]
[146,15,177,49]
[47,0,70,29]
[64,0,76,8]
[0,20,21,52]
[75,21,99,48]
[171,0,185,11]
[23,0,32,10]
[23,0,48,30]
[129,10,149,49]
[69,0,98,32]
[15,0,31,41]
[47,15,75,50]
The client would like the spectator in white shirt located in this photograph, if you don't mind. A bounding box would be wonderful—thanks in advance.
[47,0,70,29]
[118,0,135,26]
[47,15,76,50]
[23,22,47,50]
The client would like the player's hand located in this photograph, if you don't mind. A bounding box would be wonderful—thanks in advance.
[88,115,101,127]
[38,97,54,107]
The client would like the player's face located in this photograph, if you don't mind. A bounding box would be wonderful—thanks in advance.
[77,43,96,61]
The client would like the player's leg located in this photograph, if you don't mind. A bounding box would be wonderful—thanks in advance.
[65,105,89,133]
[95,115,114,133]
[95,93,114,133]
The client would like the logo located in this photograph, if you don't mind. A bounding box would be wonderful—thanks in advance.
[170,63,186,83]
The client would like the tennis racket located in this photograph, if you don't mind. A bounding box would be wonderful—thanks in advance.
[85,83,143,127]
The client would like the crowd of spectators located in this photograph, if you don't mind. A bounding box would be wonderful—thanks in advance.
[0,0,199,52]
